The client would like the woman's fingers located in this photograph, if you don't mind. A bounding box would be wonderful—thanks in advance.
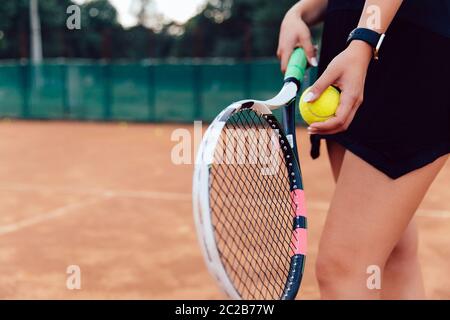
[299,33,317,67]
[308,104,358,135]
[279,47,294,73]
[308,115,348,135]
[303,39,370,135]
[278,19,316,72]
[279,40,316,72]
[303,65,337,103]
[308,90,359,134]
[277,33,298,72]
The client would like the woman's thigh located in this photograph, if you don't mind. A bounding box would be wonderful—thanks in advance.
[318,151,448,275]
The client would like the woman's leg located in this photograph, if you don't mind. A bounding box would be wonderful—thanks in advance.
[319,145,447,299]
[381,219,425,299]
[326,141,428,299]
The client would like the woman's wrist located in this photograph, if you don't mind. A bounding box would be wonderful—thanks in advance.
[292,1,324,25]
[346,40,373,66]
[288,2,304,19]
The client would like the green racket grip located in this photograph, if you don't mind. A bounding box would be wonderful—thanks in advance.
[284,48,308,82]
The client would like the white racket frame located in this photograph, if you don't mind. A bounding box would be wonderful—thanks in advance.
[192,82,298,299]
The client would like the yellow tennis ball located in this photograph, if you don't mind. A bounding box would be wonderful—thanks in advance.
[299,86,340,125]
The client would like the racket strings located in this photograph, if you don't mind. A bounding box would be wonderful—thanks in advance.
[210,109,296,300]
[212,166,291,299]
[225,111,294,236]
[216,143,293,246]
[212,165,292,296]
[218,111,294,257]
[212,158,291,299]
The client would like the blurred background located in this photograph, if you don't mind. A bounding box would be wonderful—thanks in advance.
[0,0,320,122]
[1,0,320,60]
[0,0,448,300]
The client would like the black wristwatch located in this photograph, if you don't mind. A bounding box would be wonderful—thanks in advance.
[346,28,385,60]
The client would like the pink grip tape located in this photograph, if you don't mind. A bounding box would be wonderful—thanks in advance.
[291,189,307,218]
[291,228,307,255]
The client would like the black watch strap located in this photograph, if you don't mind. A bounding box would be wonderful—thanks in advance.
[347,28,385,60]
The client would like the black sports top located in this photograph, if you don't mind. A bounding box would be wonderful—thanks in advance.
[327,0,450,38]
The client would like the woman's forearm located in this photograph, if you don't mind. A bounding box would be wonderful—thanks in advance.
[291,0,329,26]
[358,0,403,32]
[347,0,404,62]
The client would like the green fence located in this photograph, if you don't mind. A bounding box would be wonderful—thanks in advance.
[0,60,317,123]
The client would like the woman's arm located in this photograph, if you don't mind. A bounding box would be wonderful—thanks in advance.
[358,0,403,32]
[277,0,328,71]
[306,0,403,135]
[296,0,329,25]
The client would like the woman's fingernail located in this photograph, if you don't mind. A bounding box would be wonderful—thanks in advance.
[303,91,316,102]
[310,57,318,67]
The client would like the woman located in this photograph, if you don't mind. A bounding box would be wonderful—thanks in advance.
[278,0,449,299]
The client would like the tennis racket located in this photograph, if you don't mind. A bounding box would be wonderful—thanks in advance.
[193,49,308,300]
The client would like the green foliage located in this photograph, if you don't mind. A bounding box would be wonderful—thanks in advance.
[170,0,322,58]
[0,0,32,58]
[0,0,322,60]
[0,0,122,59]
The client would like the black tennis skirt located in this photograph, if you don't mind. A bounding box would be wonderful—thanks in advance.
[311,8,450,179]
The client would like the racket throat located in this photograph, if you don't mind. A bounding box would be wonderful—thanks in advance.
[286,134,294,149]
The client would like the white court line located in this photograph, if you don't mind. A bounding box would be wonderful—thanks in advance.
[0,183,191,236]
[0,183,191,201]
[0,196,111,236]
[0,183,448,218]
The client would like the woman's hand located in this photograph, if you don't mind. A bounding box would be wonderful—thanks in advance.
[277,5,318,72]
[306,41,373,135]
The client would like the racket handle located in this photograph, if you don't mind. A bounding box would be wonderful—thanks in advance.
[284,48,308,82]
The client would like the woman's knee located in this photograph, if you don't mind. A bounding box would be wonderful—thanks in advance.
[387,223,420,267]
[315,247,364,288]
[315,239,388,290]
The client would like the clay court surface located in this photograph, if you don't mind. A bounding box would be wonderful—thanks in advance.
[0,120,448,299]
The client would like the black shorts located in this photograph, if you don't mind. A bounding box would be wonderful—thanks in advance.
[311,8,450,179]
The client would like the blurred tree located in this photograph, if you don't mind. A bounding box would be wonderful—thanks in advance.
[75,0,121,59]
[123,0,165,59]
[172,0,317,59]
[252,0,299,56]
[39,0,74,58]
[0,0,33,59]
[0,0,322,60]
[0,0,120,59]
[129,0,164,30]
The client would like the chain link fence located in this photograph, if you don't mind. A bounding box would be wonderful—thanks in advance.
[0,59,317,123]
